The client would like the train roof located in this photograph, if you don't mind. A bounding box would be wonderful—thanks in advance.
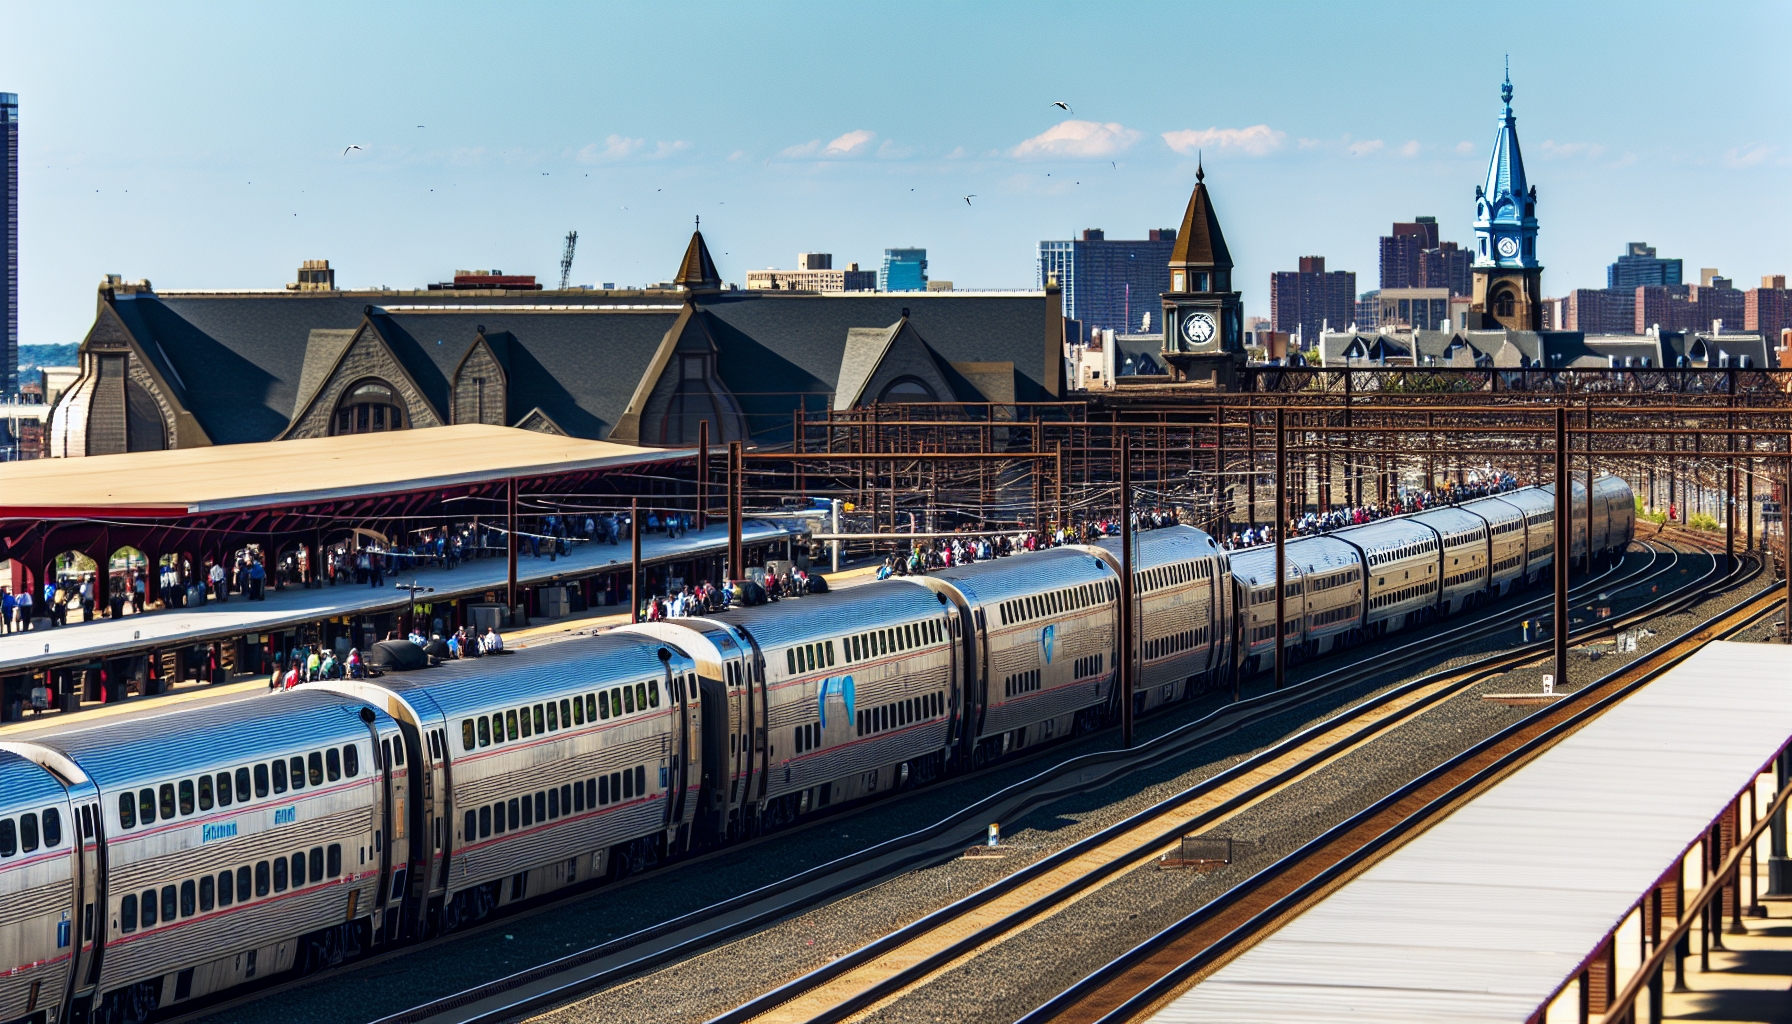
[704,578,948,653]
[0,750,66,815]
[1229,535,1359,586]
[1410,504,1491,536]
[1327,515,1440,551]
[923,546,1115,608]
[368,629,682,721]
[28,688,387,790]
[1088,525,1224,571]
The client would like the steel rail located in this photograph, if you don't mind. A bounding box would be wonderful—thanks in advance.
[1026,558,1774,1024]
[374,546,1673,1024]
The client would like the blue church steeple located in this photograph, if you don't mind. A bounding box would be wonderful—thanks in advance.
[1473,64,1540,272]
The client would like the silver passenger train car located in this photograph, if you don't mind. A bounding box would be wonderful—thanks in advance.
[0,483,1634,1024]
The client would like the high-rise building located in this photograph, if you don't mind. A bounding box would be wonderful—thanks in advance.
[1469,71,1544,331]
[879,248,928,291]
[1379,217,1471,296]
[2,93,16,395]
[746,255,876,291]
[1355,290,1381,329]
[1607,242,1682,289]
[1564,288,1637,334]
[1377,288,1451,331]
[798,253,832,271]
[1037,228,1177,336]
[1269,256,1355,342]
[1419,241,1472,297]
[1746,276,1791,340]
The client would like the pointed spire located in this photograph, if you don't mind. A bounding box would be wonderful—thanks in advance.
[1169,165,1232,271]
[1196,151,1204,183]
[674,220,722,291]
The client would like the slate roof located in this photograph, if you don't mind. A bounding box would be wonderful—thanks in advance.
[834,322,902,410]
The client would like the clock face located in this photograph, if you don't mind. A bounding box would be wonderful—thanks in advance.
[1497,236,1519,258]
[1181,312,1217,345]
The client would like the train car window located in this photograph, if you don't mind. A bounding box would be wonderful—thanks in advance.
[619,687,633,715]
[327,749,342,782]
[826,641,837,667]
[273,857,288,893]
[255,862,272,898]
[463,721,477,750]
[235,865,251,901]
[272,760,288,794]
[158,784,176,821]
[327,845,342,878]
[120,894,138,932]
[506,710,519,740]
[198,774,215,811]
[563,698,575,726]
[586,694,597,722]
[118,794,136,830]
[287,758,304,792]
[793,726,803,752]
[138,889,157,928]
[502,799,515,830]
[597,693,611,721]
[199,874,215,913]
[291,852,305,887]
[636,765,647,795]
[478,807,492,838]
[181,880,196,917]
[255,763,271,798]
[161,885,177,922]
[585,779,596,808]
[573,782,585,812]
[614,771,626,801]
[0,819,14,857]
[178,780,195,816]
[600,776,610,804]
[787,649,797,675]
[345,744,360,778]
[535,792,548,822]
[42,809,60,848]
[463,810,476,841]
[533,705,546,734]
[623,769,636,800]
[610,690,623,718]
[649,682,661,708]
[548,788,560,818]
[520,707,533,738]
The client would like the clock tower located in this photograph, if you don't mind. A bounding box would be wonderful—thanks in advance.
[1161,161,1244,381]
[1469,69,1543,331]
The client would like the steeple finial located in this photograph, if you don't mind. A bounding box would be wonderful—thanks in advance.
[1196,151,1204,183]
[695,214,700,230]
[1501,57,1512,106]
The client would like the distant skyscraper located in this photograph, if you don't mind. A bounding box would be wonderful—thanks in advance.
[1378,217,1470,297]
[2,92,16,395]
[1607,242,1682,290]
[879,248,928,291]
[1269,256,1355,341]
[1037,228,1177,336]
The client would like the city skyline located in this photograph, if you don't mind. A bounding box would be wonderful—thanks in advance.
[2,1,1788,349]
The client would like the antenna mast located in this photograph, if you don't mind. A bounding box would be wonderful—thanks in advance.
[558,230,579,290]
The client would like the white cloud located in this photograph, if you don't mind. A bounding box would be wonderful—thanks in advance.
[876,138,916,160]
[1011,120,1141,159]
[779,129,878,159]
[1346,138,1384,158]
[1455,140,1476,155]
[944,146,968,160]
[1723,142,1775,168]
[1537,139,1607,160]
[1399,140,1422,158]
[1161,125,1286,157]
[577,134,690,163]
[727,149,748,162]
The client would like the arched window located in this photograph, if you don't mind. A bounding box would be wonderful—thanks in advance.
[332,380,408,435]
[1494,289,1516,319]
[878,377,937,403]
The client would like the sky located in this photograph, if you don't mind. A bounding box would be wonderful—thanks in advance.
[4,0,1790,346]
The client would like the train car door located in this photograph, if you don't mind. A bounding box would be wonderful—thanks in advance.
[64,786,103,1014]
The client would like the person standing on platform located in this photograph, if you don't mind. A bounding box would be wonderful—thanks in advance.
[14,587,31,631]
[249,559,265,600]
[132,573,146,614]
[0,588,11,634]
[209,561,226,602]
[370,551,384,589]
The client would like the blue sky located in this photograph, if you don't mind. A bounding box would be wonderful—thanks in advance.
[5,0,1789,344]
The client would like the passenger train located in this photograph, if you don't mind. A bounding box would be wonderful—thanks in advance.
[0,479,1633,1024]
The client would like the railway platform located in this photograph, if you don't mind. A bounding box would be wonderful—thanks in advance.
[1144,640,1792,1024]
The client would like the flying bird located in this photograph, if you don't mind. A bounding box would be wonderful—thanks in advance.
[963,195,977,206]
[342,145,362,156]
[1051,101,1073,114]
[1111,161,1117,169]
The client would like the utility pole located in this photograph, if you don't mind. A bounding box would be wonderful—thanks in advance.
[506,478,519,622]
[697,419,709,532]
[728,441,744,583]
[1120,443,1135,749]
[1554,408,1570,692]
[630,497,641,624]
[558,230,578,290]
[1274,406,1287,692]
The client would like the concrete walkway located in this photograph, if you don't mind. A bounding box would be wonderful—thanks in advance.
[0,519,803,673]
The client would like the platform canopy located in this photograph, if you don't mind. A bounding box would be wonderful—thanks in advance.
[0,425,688,517]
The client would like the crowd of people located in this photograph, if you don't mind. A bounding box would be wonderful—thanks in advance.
[871,511,1185,580]
[1221,475,1522,550]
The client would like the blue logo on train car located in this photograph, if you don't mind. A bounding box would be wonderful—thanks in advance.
[201,821,238,843]
[273,807,296,825]
[818,675,855,728]
[1041,624,1055,664]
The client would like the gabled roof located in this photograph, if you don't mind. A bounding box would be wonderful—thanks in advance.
[292,329,356,419]
[833,322,902,409]
[1168,164,1233,271]
[674,228,722,290]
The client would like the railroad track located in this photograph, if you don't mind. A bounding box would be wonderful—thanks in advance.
[686,544,1742,1024]
[1023,560,1780,1024]
[181,545,1682,1024]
